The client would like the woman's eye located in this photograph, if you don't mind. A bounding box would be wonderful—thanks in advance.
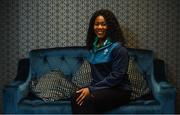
[94,23,106,26]
[102,23,106,26]
[94,24,98,26]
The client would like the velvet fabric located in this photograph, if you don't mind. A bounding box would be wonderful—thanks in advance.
[3,47,176,114]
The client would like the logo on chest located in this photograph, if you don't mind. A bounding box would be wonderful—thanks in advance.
[104,49,109,55]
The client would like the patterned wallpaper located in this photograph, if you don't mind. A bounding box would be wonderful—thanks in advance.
[0,0,179,113]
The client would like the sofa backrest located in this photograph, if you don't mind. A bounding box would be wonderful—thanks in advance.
[30,47,89,79]
[30,47,154,89]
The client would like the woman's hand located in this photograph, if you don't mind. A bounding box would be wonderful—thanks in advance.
[76,87,90,106]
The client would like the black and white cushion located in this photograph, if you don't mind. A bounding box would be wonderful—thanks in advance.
[128,57,150,100]
[30,60,92,102]
[72,60,92,88]
[30,70,78,102]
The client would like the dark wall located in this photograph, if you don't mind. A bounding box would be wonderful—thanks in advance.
[0,0,179,113]
[0,1,19,112]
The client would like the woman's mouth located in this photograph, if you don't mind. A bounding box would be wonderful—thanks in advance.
[95,30,106,38]
[96,31,105,35]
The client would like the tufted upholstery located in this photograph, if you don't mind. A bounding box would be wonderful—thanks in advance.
[30,47,89,78]
[3,47,176,114]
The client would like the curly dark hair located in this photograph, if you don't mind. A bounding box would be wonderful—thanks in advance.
[86,9,125,50]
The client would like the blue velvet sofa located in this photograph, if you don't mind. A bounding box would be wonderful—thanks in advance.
[3,47,176,114]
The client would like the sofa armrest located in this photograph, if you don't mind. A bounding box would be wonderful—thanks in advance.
[3,58,30,113]
[151,76,176,113]
[151,59,176,113]
[3,80,30,113]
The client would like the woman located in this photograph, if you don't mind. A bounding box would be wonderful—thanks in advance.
[71,9,132,114]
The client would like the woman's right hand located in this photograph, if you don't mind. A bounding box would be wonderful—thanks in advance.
[76,87,90,106]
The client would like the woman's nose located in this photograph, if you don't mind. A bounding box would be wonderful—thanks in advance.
[97,25,103,29]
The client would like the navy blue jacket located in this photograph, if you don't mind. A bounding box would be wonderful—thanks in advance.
[88,42,132,93]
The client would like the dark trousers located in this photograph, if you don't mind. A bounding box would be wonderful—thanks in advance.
[71,88,131,114]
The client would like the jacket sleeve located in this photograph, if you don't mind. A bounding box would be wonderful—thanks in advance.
[88,45,129,92]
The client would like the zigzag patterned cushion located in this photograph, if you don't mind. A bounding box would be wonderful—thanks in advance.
[128,57,150,100]
[30,60,92,102]
[72,60,92,88]
[30,70,78,102]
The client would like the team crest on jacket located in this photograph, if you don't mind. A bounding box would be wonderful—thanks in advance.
[104,49,108,54]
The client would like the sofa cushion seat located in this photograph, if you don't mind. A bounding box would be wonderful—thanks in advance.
[128,99,159,105]
[106,99,160,114]
[18,99,72,114]
[19,98,71,106]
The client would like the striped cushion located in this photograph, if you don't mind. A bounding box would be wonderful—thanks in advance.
[31,70,78,102]
[128,57,150,100]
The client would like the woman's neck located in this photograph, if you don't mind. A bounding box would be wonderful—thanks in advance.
[98,37,106,46]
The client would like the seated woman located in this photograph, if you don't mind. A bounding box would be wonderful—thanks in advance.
[71,9,132,114]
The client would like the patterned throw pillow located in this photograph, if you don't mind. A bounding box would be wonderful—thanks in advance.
[128,57,150,100]
[30,70,78,102]
[72,60,92,88]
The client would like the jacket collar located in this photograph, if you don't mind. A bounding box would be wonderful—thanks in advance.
[93,37,112,52]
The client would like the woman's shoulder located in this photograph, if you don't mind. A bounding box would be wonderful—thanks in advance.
[112,42,127,50]
[111,42,128,54]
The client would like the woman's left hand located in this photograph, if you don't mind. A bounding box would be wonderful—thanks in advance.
[76,87,90,106]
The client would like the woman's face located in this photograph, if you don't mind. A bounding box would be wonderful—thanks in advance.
[94,15,107,39]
